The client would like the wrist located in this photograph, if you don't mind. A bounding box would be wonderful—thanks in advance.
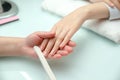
[80,2,109,19]
[18,38,36,58]
[72,6,90,24]
[0,37,25,57]
[16,38,26,56]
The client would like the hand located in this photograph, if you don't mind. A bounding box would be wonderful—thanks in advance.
[40,8,87,58]
[103,0,120,10]
[21,31,76,59]
[90,0,120,10]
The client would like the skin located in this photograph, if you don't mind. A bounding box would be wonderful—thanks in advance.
[90,0,120,10]
[104,0,120,10]
[40,2,110,58]
[0,31,76,59]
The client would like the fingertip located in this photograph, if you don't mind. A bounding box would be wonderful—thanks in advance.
[49,32,55,37]
[43,51,48,57]
[68,47,73,53]
[64,46,73,53]
[50,49,57,56]
[60,44,64,49]
[47,54,53,59]
[60,41,68,49]
[68,41,76,47]
[53,54,62,59]
[71,43,76,47]
[110,4,115,7]
[61,52,69,56]
[58,51,68,56]
[50,32,55,34]
[40,46,43,51]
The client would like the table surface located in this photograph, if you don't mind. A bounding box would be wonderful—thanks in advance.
[0,0,120,80]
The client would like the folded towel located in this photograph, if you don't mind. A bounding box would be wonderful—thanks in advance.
[41,0,120,43]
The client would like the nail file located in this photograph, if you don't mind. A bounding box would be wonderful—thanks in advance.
[0,16,19,25]
[33,46,57,80]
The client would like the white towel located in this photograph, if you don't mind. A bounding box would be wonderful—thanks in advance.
[41,0,120,43]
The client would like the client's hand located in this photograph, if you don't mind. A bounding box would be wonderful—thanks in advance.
[103,0,120,10]
[40,7,87,58]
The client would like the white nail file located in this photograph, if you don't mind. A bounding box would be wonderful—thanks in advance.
[33,46,56,80]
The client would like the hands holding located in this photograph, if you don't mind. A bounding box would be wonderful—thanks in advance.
[22,31,76,59]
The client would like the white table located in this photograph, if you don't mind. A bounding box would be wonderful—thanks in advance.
[0,0,120,80]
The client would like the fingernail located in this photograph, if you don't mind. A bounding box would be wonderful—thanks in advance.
[48,55,52,59]
[54,55,62,59]
[43,51,47,56]
[111,4,114,7]
[50,51,55,56]
[60,45,64,49]
[40,46,43,51]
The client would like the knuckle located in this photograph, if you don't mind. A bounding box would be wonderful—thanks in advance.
[66,35,71,39]
[57,36,64,42]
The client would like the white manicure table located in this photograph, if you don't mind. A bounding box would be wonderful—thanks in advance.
[0,0,120,80]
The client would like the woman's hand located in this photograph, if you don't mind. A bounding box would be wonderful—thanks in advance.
[104,0,120,10]
[21,31,76,59]
[40,8,88,58]
[90,0,120,10]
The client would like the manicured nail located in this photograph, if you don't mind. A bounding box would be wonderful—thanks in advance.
[111,4,114,7]
[43,51,47,56]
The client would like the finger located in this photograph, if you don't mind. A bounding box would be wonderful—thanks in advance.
[56,46,73,56]
[40,39,49,51]
[49,44,74,58]
[43,26,63,57]
[56,50,68,56]
[43,24,60,57]
[60,29,75,49]
[104,0,114,7]
[43,38,56,57]
[47,42,75,58]
[111,0,120,10]
[46,41,75,58]
[67,40,76,47]
[49,30,67,56]
[47,53,62,59]
[52,54,62,59]
[62,45,73,53]
[35,31,55,38]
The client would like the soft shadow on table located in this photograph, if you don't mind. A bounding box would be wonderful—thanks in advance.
[83,28,120,46]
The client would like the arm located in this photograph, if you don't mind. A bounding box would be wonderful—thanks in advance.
[0,37,24,57]
[0,32,76,59]
[0,32,55,57]
[41,2,110,58]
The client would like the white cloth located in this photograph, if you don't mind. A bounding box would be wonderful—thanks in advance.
[41,0,120,43]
